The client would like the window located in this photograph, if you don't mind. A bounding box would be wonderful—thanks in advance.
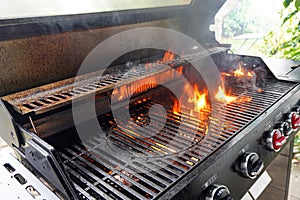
[0,0,191,20]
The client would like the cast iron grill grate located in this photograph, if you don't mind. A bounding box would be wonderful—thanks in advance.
[59,80,296,200]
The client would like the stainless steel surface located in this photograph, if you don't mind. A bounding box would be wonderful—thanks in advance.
[0,151,60,200]
[0,100,20,147]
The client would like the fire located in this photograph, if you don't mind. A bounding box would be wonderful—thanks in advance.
[176,66,184,75]
[172,99,181,115]
[162,51,175,63]
[215,86,237,103]
[233,64,245,77]
[215,86,253,104]
[222,72,232,77]
[247,72,253,77]
[233,63,253,78]
[188,84,208,112]
[113,66,184,101]
[172,83,209,116]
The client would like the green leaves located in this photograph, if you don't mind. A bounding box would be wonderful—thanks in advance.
[295,0,300,9]
[260,0,300,61]
[283,0,293,8]
[283,10,298,24]
[283,0,300,8]
[282,0,299,25]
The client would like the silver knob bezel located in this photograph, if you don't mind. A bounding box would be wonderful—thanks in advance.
[205,184,231,200]
[240,152,264,179]
[265,129,286,152]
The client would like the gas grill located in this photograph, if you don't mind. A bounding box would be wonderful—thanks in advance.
[0,0,300,200]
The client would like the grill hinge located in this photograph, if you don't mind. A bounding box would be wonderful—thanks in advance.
[0,99,21,147]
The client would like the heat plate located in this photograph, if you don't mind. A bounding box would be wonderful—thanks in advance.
[58,80,297,200]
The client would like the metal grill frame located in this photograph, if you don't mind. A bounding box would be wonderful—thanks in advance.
[1,53,299,200]
[57,80,297,200]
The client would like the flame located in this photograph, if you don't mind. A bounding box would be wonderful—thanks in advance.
[257,88,264,93]
[113,51,184,101]
[233,64,245,77]
[188,84,208,112]
[172,83,209,116]
[176,66,184,75]
[215,86,253,104]
[113,66,183,101]
[172,99,181,115]
[215,86,237,103]
[222,72,232,77]
[162,51,175,63]
[233,63,253,78]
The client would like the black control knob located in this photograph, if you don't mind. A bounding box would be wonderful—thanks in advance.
[205,184,232,200]
[239,152,264,179]
[292,106,300,115]
[275,122,292,137]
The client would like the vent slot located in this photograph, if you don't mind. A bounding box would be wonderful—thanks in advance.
[47,97,59,102]
[14,173,27,185]
[3,163,15,173]
[23,104,35,109]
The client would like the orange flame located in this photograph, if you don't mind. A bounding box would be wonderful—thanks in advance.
[172,83,209,116]
[233,64,245,77]
[176,66,184,75]
[221,72,232,77]
[233,63,253,78]
[215,86,253,104]
[113,66,183,101]
[162,51,175,63]
[172,99,181,115]
[215,86,237,103]
[188,84,208,112]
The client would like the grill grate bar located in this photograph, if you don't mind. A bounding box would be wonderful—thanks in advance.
[72,146,163,195]
[66,166,114,200]
[125,110,225,157]
[118,120,191,152]
[111,127,168,156]
[85,139,172,190]
[87,150,167,191]
[116,123,184,154]
[62,149,149,200]
[73,182,96,200]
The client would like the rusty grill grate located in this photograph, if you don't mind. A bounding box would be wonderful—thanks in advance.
[59,80,296,200]
[2,62,183,115]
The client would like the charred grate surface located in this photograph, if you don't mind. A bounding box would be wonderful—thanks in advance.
[59,80,296,200]
[2,60,185,115]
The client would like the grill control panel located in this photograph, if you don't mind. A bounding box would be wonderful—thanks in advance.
[263,100,300,152]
